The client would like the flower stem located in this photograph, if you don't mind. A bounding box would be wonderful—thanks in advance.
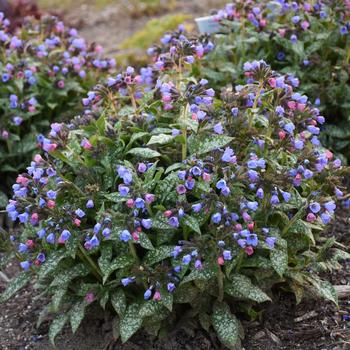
[78,244,102,282]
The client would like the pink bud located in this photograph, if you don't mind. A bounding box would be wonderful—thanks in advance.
[192,113,198,121]
[134,75,142,84]
[1,130,9,139]
[325,150,333,160]
[287,101,297,110]
[297,103,305,112]
[259,19,267,27]
[47,200,56,209]
[74,218,81,226]
[278,130,286,140]
[57,80,65,89]
[30,213,38,223]
[164,210,172,217]
[306,213,316,222]
[242,212,251,222]
[202,172,211,182]
[26,239,35,248]
[81,139,92,150]
[245,246,254,256]
[28,106,35,113]
[85,292,94,303]
[247,222,254,231]
[126,199,134,208]
[268,78,276,88]
[278,28,286,37]
[235,223,242,231]
[34,154,43,163]
[132,232,139,241]
[145,193,155,203]
[217,256,224,265]
[153,291,161,301]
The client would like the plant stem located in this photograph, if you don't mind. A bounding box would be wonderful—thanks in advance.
[181,103,188,160]
[78,244,102,282]
[217,267,224,302]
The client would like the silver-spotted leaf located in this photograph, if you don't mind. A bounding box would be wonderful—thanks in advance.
[224,274,271,303]
[212,302,239,349]
[120,304,143,343]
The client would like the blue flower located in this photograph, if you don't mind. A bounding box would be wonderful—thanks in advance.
[118,185,130,197]
[93,223,102,234]
[121,277,135,286]
[86,199,94,208]
[168,216,179,228]
[144,289,152,300]
[309,202,321,214]
[135,198,145,209]
[59,230,71,243]
[182,254,191,265]
[284,122,295,134]
[46,190,57,199]
[223,250,232,260]
[192,203,202,213]
[20,261,30,270]
[18,243,28,253]
[167,282,176,292]
[231,107,238,117]
[247,201,258,211]
[247,234,258,247]
[120,230,132,242]
[216,179,227,190]
[46,233,55,244]
[102,228,111,238]
[213,122,223,134]
[141,218,152,229]
[211,213,222,224]
[324,201,336,213]
[265,237,276,249]
[75,208,85,218]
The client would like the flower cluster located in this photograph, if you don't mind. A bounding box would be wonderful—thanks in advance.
[0,14,115,197]
[201,0,350,161]
[3,56,348,348]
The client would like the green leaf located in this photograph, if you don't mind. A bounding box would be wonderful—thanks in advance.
[103,192,128,203]
[127,147,161,158]
[0,272,31,303]
[0,191,8,208]
[100,289,109,309]
[98,245,113,277]
[224,274,271,303]
[52,286,67,311]
[103,255,135,283]
[111,289,126,316]
[288,219,315,245]
[147,134,174,145]
[308,276,338,305]
[270,239,288,277]
[181,214,201,235]
[188,134,233,156]
[70,301,87,334]
[151,212,174,230]
[181,264,218,285]
[139,232,154,250]
[38,250,68,281]
[139,300,166,318]
[50,264,90,287]
[212,302,239,349]
[143,246,175,266]
[120,304,143,343]
[199,312,211,332]
[49,314,68,345]
[173,284,198,303]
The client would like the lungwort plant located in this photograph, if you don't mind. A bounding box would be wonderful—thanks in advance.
[1,33,349,349]
[0,14,115,200]
[199,0,350,162]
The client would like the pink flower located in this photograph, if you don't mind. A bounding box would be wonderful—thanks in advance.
[268,78,276,88]
[81,138,92,150]
[202,172,211,182]
[278,28,286,37]
[245,246,254,256]
[297,103,305,112]
[259,19,267,27]
[217,256,224,265]
[306,213,316,222]
[287,101,297,110]
[153,291,161,301]
[74,218,81,226]
[247,222,254,231]
[235,223,242,231]
[57,80,65,89]
[164,210,172,217]
[126,199,134,208]
[132,232,139,241]
[34,154,43,163]
[1,130,9,139]
[278,130,286,140]
[85,292,94,303]
[301,20,310,30]
[47,200,56,209]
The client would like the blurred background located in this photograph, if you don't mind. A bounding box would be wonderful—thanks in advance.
[0,0,227,63]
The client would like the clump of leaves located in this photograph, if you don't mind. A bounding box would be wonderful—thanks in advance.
[0,14,115,200]
[199,0,350,162]
[1,26,349,350]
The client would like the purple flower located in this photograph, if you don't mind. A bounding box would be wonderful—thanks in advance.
[284,122,295,134]
[141,218,152,229]
[86,199,94,208]
[59,230,71,243]
[169,216,179,228]
[270,195,280,205]
[247,201,258,211]
[46,233,55,244]
[135,198,145,209]
[256,188,264,199]
[213,122,223,134]
[280,190,291,202]
[309,202,321,213]
[94,223,102,234]
[167,282,176,292]
[265,237,276,249]
[176,184,187,195]
[102,228,111,238]
[324,201,336,213]
[121,277,135,286]
[231,107,238,117]
[223,250,232,261]
[118,185,130,197]
[18,243,28,253]
[75,208,85,218]
[221,147,236,163]
[138,163,147,173]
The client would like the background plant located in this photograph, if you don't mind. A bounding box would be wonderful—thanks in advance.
[1,34,349,348]
[198,0,350,162]
[0,13,115,203]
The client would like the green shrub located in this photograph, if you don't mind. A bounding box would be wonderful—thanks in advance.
[1,21,348,347]
[0,14,114,200]
[198,1,350,162]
